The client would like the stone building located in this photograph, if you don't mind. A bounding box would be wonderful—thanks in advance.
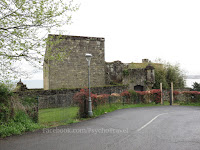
[105,60,155,91]
[43,34,155,91]
[43,34,105,90]
[14,79,28,92]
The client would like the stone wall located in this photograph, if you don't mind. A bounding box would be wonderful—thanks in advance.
[123,68,147,90]
[105,61,127,84]
[16,85,128,109]
[44,35,106,90]
[162,89,190,102]
[105,60,155,91]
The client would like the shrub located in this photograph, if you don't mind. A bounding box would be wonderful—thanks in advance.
[73,89,112,117]
[0,111,40,138]
[73,88,89,118]
[0,83,13,122]
[128,90,140,104]
[173,90,181,102]
[0,83,13,102]
[121,89,161,104]
[0,82,40,137]
[20,97,38,123]
[149,89,161,104]
[181,91,200,103]
[120,91,130,98]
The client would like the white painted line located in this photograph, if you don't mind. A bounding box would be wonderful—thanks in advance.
[137,113,168,132]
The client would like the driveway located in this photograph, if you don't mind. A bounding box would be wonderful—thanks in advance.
[1,106,200,150]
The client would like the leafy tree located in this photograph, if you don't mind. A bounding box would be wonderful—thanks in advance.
[153,65,169,89]
[0,0,78,79]
[153,59,186,89]
[191,82,200,91]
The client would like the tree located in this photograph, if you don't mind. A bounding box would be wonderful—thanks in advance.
[153,64,169,89]
[191,82,200,91]
[153,59,186,89]
[0,0,78,80]
[165,63,185,89]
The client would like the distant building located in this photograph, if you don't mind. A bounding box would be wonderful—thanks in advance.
[43,34,155,91]
[14,79,28,92]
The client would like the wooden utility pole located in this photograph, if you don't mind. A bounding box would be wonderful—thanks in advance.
[170,82,173,105]
[160,83,163,105]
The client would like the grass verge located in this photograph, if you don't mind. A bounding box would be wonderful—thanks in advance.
[93,103,161,117]
[180,102,200,106]
[39,107,79,127]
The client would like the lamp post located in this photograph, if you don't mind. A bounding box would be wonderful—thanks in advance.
[85,53,93,117]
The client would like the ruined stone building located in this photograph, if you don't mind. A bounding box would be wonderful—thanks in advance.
[43,34,155,91]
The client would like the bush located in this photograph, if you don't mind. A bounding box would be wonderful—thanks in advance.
[74,89,162,118]
[0,111,40,138]
[0,82,40,137]
[149,89,161,104]
[0,83,13,122]
[73,88,89,118]
[20,97,38,123]
[73,88,111,118]
[128,90,140,104]
[182,91,200,104]
[121,89,161,104]
[152,60,185,89]
[0,82,13,102]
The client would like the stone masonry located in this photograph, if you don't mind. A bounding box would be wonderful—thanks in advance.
[44,34,155,91]
[44,35,105,90]
[105,61,155,91]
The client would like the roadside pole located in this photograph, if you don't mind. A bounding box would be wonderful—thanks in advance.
[160,83,163,105]
[170,82,173,105]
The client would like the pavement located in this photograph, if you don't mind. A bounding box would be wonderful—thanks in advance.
[1,106,200,150]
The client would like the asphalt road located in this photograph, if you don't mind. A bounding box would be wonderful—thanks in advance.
[1,106,200,150]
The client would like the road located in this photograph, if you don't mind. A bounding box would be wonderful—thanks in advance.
[1,106,200,150]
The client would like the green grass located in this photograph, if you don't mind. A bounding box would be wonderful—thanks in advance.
[93,103,162,117]
[38,103,164,126]
[39,107,79,126]
[180,102,200,106]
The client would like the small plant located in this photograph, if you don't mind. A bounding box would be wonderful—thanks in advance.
[123,69,129,76]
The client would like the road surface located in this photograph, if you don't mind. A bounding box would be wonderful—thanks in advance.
[1,106,200,150]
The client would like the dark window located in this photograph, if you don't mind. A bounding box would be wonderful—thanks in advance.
[134,85,144,91]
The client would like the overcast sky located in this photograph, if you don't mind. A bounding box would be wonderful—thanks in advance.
[31,0,200,80]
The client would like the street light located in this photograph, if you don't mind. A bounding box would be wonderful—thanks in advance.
[85,53,93,117]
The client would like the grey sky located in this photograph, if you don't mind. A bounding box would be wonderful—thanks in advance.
[30,0,200,81]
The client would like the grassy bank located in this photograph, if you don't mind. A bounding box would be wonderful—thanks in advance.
[0,111,41,138]
[39,107,79,126]
[180,102,200,106]
[93,103,162,117]
[38,103,162,126]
